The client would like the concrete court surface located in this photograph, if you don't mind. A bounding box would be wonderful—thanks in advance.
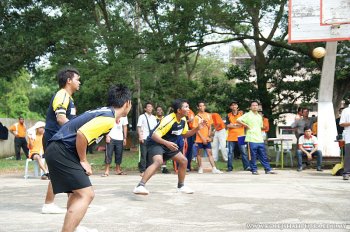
[0,169,350,232]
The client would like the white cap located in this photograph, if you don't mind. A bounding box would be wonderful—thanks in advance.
[32,121,45,130]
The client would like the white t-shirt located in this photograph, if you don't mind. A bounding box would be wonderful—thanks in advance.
[340,106,350,143]
[298,135,318,151]
[108,117,128,141]
[137,113,158,140]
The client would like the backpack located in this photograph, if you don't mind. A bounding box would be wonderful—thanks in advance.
[0,123,9,140]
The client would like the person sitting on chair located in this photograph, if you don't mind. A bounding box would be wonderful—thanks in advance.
[27,121,49,179]
[296,126,323,172]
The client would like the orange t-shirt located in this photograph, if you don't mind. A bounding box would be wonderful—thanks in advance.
[262,117,269,133]
[9,123,26,138]
[226,111,244,141]
[187,109,195,129]
[28,134,44,158]
[312,122,318,135]
[211,113,225,131]
[193,112,212,143]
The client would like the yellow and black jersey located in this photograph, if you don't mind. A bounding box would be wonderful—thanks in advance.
[156,115,164,123]
[50,107,116,155]
[149,112,188,144]
[45,89,76,140]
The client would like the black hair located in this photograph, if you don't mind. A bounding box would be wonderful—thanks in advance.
[172,99,188,113]
[143,102,153,109]
[57,67,80,88]
[196,100,205,107]
[230,101,238,106]
[18,116,24,120]
[250,100,260,105]
[304,126,312,131]
[107,84,132,108]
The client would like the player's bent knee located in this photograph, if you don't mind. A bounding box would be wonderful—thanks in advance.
[153,157,163,167]
[180,157,188,165]
[85,189,95,202]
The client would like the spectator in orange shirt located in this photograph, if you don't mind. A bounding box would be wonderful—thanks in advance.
[211,113,228,162]
[193,101,223,174]
[312,118,318,136]
[9,116,29,160]
[185,108,196,171]
[27,121,49,179]
[226,101,250,171]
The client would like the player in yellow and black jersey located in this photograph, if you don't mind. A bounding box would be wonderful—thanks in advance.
[42,67,80,215]
[43,68,80,150]
[45,84,132,232]
[133,99,206,195]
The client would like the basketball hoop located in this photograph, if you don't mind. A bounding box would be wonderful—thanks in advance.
[323,18,350,26]
[323,18,350,36]
[329,22,341,36]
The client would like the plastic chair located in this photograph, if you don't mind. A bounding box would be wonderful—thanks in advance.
[24,158,45,179]
[24,150,45,179]
[275,140,293,168]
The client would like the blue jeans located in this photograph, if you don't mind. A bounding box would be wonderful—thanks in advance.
[297,150,322,169]
[248,142,271,172]
[227,141,250,171]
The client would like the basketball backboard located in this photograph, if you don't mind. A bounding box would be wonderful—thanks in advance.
[289,0,350,43]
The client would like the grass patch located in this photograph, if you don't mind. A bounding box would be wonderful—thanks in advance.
[0,150,256,175]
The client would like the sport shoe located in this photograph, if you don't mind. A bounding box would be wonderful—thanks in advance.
[212,168,223,174]
[317,167,323,172]
[41,203,66,214]
[41,173,50,180]
[133,185,149,195]
[265,170,276,174]
[177,186,194,194]
[198,167,203,174]
[343,174,349,180]
[252,171,259,175]
[75,226,98,232]
[297,167,303,172]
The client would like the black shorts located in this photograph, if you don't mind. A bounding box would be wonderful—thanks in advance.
[45,141,92,194]
[196,142,212,149]
[29,153,41,160]
[147,144,180,161]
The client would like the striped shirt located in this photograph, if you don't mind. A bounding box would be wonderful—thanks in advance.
[298,135,318,151]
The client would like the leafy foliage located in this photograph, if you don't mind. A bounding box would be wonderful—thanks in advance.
[0,0,349,139]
